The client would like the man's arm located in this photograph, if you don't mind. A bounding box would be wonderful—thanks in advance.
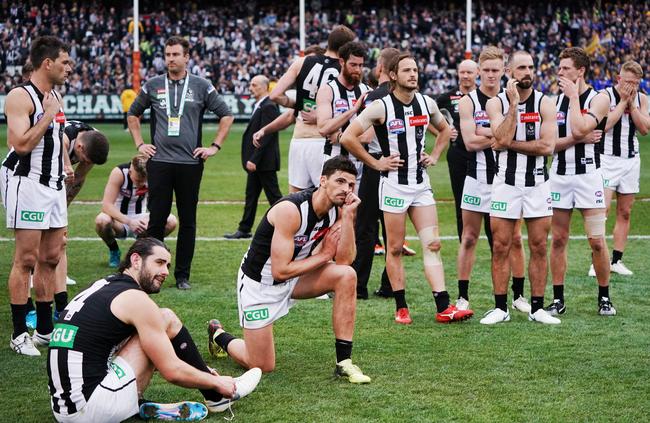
[316,85,365,138]
[127,85,155,158]
[334,193,361,265]
[101,168,134,226]
[267,202,337,281]
[193,87,234,160]
[65,161,94,205]
[6,88,60,155]
[488,99,516,152]
[459,96,493,152]
[508,96,557,156]
[425,96,451,164]
[561,80,609,139]
[629,92,650,135]
[269,58,304,108]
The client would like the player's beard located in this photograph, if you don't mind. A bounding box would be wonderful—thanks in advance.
[343,69,361,85]
[517,78,533,89]
[139,269,164,294]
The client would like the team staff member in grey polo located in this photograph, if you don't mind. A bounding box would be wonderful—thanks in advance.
[127,36,234,290]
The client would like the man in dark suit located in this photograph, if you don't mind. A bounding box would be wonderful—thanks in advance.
[225,75,282,239]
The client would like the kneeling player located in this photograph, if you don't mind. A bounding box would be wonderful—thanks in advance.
[95,155,177,267]
[208,156,371,383]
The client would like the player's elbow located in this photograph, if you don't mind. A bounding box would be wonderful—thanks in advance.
[540,141,555,156]
[158,362,183,385]
[637,124,649,136]
[570,127,589,140]
[269,91,281,103]
[271,268,290,282]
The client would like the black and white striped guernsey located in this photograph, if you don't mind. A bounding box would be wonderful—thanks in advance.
[294,54,340,116]
[240,188,338,285]
[552,88,603,175]
[47,274,139,416]
[373,92,433,185]
[323,79,371,156]
[115,163,147,216]
[12,82,66,190]
[599,87,641,158]
[466,88,502,184]
[495,90,547,187]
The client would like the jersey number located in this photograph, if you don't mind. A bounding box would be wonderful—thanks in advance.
[63,279,110,321]
[302,64,338,99]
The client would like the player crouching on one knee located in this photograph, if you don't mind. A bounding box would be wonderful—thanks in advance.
[208,156,371,384]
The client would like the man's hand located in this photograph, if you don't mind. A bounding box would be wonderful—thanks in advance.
[64,164,74,181]
[558,77,579,99]
[193,145,219,160]
[375,153,404,171]
[419,152,436,168]
[300,108,318,125]
[138,144,156,158]
[353,93,368,113]
[449,127,458,141]
[127,216,148,235]
[43,92,61,118]
[245,161,257,172]
[342,192,361,216]
[618,82,634,103]
[491,138,510,151]
[252,129,265,148]
[212,374,236,398]
[581,129,603,144]
[506,78,520,105]
[320,225,341,260]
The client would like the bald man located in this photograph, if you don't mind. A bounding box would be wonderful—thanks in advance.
[435,60,480,242]
[225,76,283,239]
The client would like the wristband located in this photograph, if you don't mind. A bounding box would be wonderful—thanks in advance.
[136,143,144,150]
[211,142,222,150]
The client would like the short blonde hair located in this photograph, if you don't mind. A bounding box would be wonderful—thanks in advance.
[621,61,643,79]
[130,155,148,178]
[479,46,505,64]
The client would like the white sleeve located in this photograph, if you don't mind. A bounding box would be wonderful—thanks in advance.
[425,95,444,126]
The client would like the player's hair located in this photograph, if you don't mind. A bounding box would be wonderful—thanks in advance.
[388,53,416,89]
[321,155,358,177]
[621,60,643,78]
[131,154,148,178]
[80,130,109,165]
[559,47,590,75]
[507,50,532,66]
[338,41,367,62]
[165,36,190,56]
[479,46,505,64]
[327,25,356,53]
[118,237,170,273]
[22,62,34,79]
[364,67,378,88]
[378,47,400,69]
[304,45,325,56]
[30,36,70,69]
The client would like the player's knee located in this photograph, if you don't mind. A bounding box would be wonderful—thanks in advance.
[95,213,112,231]
[39,247,63,269]
[387,242,403,257]
[551,233,568,250]
[528,238,547,257]
[160,308,183,337]
[257,361,276,373]
[166,214,178,232]
[15,251,38,271]
[460,231,478,249]
[618,208,631,221]
[588,237,606,253]
[492,238,511,257]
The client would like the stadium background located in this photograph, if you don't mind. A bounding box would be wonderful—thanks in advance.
[1,0,650,421]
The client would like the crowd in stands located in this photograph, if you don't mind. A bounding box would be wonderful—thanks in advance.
[0,0,648,97]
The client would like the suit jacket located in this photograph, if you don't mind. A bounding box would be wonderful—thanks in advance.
[242,97,281,172]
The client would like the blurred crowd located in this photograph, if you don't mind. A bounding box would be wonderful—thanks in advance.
[0,0,648,97]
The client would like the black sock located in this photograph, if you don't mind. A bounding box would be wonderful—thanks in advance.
[458,280,469,300]
[393,289,407,310]
[108,240,119,252]
[495,294,507,312]
[11,303,29,339]
[335,338,353,363]
[531,296,544,313]
[511,277,525,298]
[214,331,236,353]
[54,292,68,313]
[171,326,222,402]
[553,284,564,302]
[612,250,623,264]
[433,291,450,313]
[599,285,610,299]
[26,297,35,312]
[36,301,54,334]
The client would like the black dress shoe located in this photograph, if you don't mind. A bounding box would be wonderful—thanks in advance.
[373,288,393,298]
[176,278,192,290]
[224,230,252,239]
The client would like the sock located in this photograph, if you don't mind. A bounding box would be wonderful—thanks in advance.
[612,250,623,264]
[171,326,222,402]
[393,289,407,310]
[335,338,353,363]
[36,301,54,335]
[511,277,525,298]
[214,331,236,353]
[458,280,469,300]
[54,291,68,313]
[553,284,564,302]
[433,291,450,313]
[11,303,29,339]
[531,296,544,313]
[599,285,610,300]
[108,240,119,252]
[495,294,507,312]
[26,297,35,312]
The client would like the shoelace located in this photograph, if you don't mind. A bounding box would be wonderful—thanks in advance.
[223,401,235,421]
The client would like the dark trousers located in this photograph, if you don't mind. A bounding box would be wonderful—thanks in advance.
[238,170,282,233]
[146,160,203,280]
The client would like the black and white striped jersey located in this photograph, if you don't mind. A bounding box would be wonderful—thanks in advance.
[495,90,548,187]
[240,188,338,285]
[466,88,502,184]
[323,79,371,157]
[600,87,641,158]
[47,274,139,416]
[373,92,435,185]
[115,163,147,216]
[552,88,602,175]
[295,54,340,117]
[12,82,66,190]
[363,82,391,154]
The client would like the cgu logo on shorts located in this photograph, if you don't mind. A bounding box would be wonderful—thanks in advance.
[110,362,127,379]
[49,323,79,349]
[603,179,610,187]
[21,210,45,222]
[551,192,561,201]
[384,196,404,208]
[245,308,269,322]
[463,194,481,205]
[491,201,507,211]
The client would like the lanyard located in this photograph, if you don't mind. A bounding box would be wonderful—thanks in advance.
[165,74,190,118]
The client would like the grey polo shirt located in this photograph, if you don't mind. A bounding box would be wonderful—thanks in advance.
[128,73,232,164]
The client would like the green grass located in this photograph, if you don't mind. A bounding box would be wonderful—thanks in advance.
[0,124,649,422]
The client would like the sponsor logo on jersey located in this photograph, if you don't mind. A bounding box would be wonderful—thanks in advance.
[49,323,79,349]
[294,235,309,247]
[491,201,507,211]
[551,192,561,201]
[384,196,404,208]
[595,190,603,197]
[556,111,566,125]
[388,119,405,134]
[474,110,489,126]
[580,157,594,165]
[409,115,428,127]
[526,123,536,138]
[463,194,481,206]
[520,112,540,123]
[312,227,330,241]
[184,88,194,102]
[244,308,269,322]
[334,99,349,113]
[302,99,316,112]
[20,210,45,222]
[110,362,127,379]
[55,112,66,124]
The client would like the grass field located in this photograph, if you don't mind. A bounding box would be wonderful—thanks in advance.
[1,123,649,422]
